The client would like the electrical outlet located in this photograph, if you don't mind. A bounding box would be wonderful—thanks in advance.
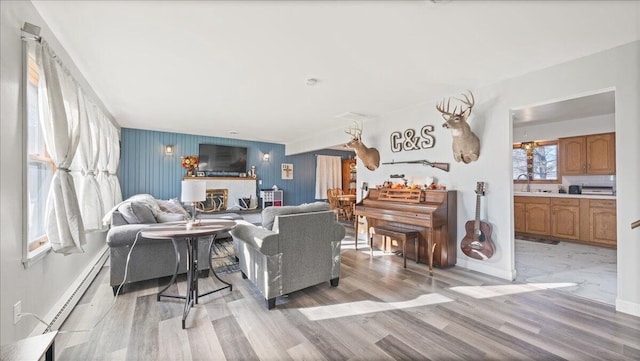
[13,301,21,324]
[258,180,262,185]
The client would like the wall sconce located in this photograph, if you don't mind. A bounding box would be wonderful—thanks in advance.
[165,145,174,155]
[263,153,270,161]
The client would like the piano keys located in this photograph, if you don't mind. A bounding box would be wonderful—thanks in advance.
[354,188,457,268]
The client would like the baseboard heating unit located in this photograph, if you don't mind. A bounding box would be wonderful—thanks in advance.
[30,246,109,336]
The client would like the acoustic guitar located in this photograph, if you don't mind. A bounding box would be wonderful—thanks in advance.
[461,182,495,260]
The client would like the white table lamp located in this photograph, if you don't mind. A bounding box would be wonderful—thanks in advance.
[181,180,206,224]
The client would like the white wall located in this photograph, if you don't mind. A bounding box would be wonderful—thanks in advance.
[288,41,640,316]
[1,1,113,345]
[513,113,615,143]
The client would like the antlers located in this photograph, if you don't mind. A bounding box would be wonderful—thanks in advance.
[436,91,475,119]
[344,120,363,139]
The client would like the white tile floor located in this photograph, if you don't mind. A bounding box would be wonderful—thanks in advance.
[515,238,617,305]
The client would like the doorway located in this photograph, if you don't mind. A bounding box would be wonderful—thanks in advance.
[510,89,617,305]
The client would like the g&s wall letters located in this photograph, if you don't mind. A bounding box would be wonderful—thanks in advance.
[390,125,435,153]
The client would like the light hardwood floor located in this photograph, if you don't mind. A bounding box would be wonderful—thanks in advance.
[57,231,640,360]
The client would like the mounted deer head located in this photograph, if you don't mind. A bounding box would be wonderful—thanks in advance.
[345,121,380,171]
[437,90,481,163]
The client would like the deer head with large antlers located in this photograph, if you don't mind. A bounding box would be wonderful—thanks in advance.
[345,121,380,171]
[437,90,481,163]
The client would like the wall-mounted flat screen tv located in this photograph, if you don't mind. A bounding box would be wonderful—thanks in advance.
[198,144,247,173]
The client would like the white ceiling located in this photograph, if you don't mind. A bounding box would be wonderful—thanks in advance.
[31,1,639,146]
[512,90,616,127]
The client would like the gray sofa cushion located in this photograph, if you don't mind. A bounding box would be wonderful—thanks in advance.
[156,212,186,223]
[199,213,244,221]
[118,201,157,224]
[261,202,330,230]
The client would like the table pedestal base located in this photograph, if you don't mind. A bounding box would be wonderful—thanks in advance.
[157,234,232,329]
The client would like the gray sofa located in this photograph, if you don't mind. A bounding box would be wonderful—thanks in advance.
[231,202,345,309]
[105,195,241,294]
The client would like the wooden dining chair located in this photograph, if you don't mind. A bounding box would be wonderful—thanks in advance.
[327,188,347,221]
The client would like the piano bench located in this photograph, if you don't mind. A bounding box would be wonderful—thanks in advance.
[370,225,420,269]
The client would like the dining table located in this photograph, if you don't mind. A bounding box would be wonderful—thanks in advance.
[335,194,356,220]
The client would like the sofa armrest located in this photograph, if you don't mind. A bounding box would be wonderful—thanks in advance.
[230,222,280,256]
[106,224,151,248]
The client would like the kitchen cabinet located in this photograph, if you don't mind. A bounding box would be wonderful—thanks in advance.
[342,158,357,194]
[514,196,550,236]
[514,201,526,233]
[559,136,586,175]
[581,199,617,247]
[551,198,580,240]
[559,132,615,175]
[515,195,616,248]
[525,203,551,235]
[586,134,616,174]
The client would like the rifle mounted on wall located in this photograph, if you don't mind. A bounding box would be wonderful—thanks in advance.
[382,159,450,172]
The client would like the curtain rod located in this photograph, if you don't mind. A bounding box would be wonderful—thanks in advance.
[20,22,120,132]
[21,22,42,42]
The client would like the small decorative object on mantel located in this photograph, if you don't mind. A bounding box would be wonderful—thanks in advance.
[437,90,481,163]
[382,159,450,172]
[345,120,380,171]
[181,155,199,177]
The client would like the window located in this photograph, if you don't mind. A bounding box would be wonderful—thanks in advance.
[24,41,53,260]
[513,141,558,181]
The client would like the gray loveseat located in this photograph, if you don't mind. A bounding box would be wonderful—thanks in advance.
[105,194,241,294]
[230,202,345,309]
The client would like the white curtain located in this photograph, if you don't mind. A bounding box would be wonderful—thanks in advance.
[70,97,104,231]
[107,125,122,206]
[96,112,113,215]
[315,155,342,200]
[37,41,85,254]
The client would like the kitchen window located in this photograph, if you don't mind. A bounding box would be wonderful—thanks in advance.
[513,141,558,182]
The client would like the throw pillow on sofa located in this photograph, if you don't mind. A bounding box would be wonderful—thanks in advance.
[126,194,162,216]
[158,198,190,216]
[117,201,157,224]
[156,212,186,223]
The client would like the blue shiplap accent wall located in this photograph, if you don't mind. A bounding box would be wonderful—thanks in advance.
[285,150,355,204]
[120,128,353,206]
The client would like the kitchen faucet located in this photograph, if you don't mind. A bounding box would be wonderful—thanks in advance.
[517,173,530,192]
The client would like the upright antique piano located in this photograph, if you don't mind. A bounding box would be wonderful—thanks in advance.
[354,188,457,268]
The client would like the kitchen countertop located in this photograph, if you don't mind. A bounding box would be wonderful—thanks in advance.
[514,191,616,200]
